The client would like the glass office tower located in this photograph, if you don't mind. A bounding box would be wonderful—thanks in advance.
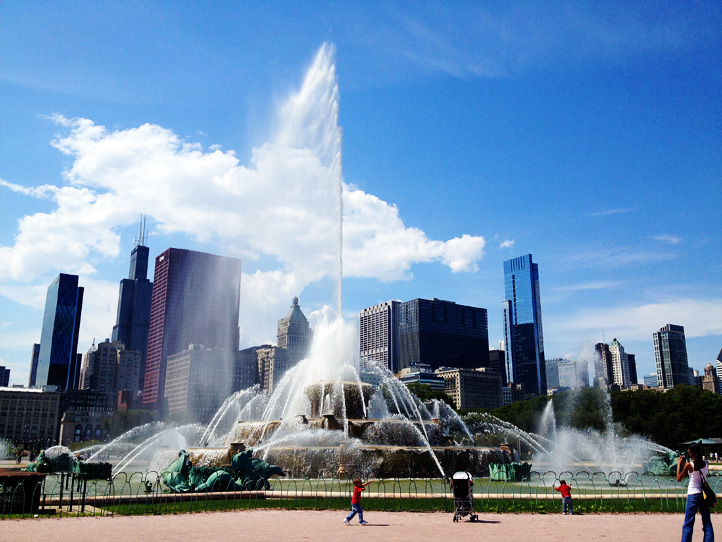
[503,254,546,396]
[653,324,689,389]
[397,298,489,372]
[37,273,84,389]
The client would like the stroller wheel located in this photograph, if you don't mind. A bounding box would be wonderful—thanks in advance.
[453,515,458,522]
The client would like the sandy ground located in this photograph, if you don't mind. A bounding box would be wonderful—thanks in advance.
[1,509,715,542]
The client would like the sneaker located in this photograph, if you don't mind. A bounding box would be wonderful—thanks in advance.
[360,521,368,525]
[344,519,350,526]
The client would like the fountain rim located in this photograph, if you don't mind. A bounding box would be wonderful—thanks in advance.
[234,417,444,425]
[195,445,503,451]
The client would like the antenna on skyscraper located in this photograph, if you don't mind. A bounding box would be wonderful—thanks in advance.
[134,215,147,247]
[602,329,606,344]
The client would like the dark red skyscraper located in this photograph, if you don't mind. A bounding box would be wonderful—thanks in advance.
[143,248,242,412]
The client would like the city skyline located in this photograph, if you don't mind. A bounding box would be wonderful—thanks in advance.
[1,3,720,386]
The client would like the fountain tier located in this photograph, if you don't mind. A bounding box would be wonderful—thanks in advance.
[208,380,509,478]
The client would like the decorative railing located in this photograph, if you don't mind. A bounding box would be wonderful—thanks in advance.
[1,470,719,519]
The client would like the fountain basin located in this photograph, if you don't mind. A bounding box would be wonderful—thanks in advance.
[189,441,507,478]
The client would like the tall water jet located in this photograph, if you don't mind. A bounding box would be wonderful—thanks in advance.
[274,42,344,323]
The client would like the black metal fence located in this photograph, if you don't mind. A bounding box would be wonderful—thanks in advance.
[1,470,719,519]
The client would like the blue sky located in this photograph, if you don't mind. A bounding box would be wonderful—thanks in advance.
[1,1,720,387]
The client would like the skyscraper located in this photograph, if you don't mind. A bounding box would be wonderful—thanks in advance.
[80,340,114,392]
[627,353,638,386]
[545,357,561,389]
[360,300,400,372]
[435,367,502,410]
[488,348,507,385]
[0,366,9,387]
[164,345,233,423]
[360,298,488,373]
[594,342,613,389]
[653,324,689,389]
[116,349,142,395]
[643,373,659,388]
[397,298,489,372]
[502,254,546,396]
[609,338,630,389]
[112,220,153,390]
[37,273,84,389]
[277,297,312,364]
[79,339,134,393]
[143,248,242,412]
[255,346,290,394]
[28,343,40,387]
[702,363,720,395]
[556,359,589,389]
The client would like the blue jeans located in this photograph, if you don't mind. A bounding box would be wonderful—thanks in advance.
[562,496,573,514]
[346,503,364,523]
[682,492,714,542]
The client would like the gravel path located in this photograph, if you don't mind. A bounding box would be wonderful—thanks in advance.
[1,508,712,542]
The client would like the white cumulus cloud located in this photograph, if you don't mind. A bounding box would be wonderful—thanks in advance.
[499,239,515,249]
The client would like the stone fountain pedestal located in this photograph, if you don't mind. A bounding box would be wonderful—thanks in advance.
[195,380,509,478]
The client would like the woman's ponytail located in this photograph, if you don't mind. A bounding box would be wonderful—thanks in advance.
[689,441,704,471]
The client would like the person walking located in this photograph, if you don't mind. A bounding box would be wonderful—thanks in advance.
[344,477,375,525]
[553,479,573,515]
[677,441,715,542]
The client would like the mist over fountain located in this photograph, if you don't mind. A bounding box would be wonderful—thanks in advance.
[528,393,673,476]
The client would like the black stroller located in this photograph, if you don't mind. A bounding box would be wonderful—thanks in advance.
[451,471,478,522]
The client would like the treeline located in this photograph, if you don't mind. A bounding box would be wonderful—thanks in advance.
[611,385,722,449]
[462,385,722,450]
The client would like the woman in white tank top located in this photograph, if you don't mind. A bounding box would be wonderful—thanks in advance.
[677,441,714,542]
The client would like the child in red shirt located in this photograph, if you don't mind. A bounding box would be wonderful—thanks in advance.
[554,479,573,515]
[344,477,375,525]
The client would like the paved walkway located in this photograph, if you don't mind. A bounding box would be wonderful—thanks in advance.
[1,509,714,542]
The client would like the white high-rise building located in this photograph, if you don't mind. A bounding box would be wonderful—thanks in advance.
[609,338,630,389]
[359,301,400,372]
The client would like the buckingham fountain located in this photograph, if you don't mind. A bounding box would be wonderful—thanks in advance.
[154,314,509,480]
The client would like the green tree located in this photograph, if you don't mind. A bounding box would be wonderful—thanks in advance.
[611,385,722,449]
[565,387,610,432]
[406,383,455,408]
[479,393,549,433]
